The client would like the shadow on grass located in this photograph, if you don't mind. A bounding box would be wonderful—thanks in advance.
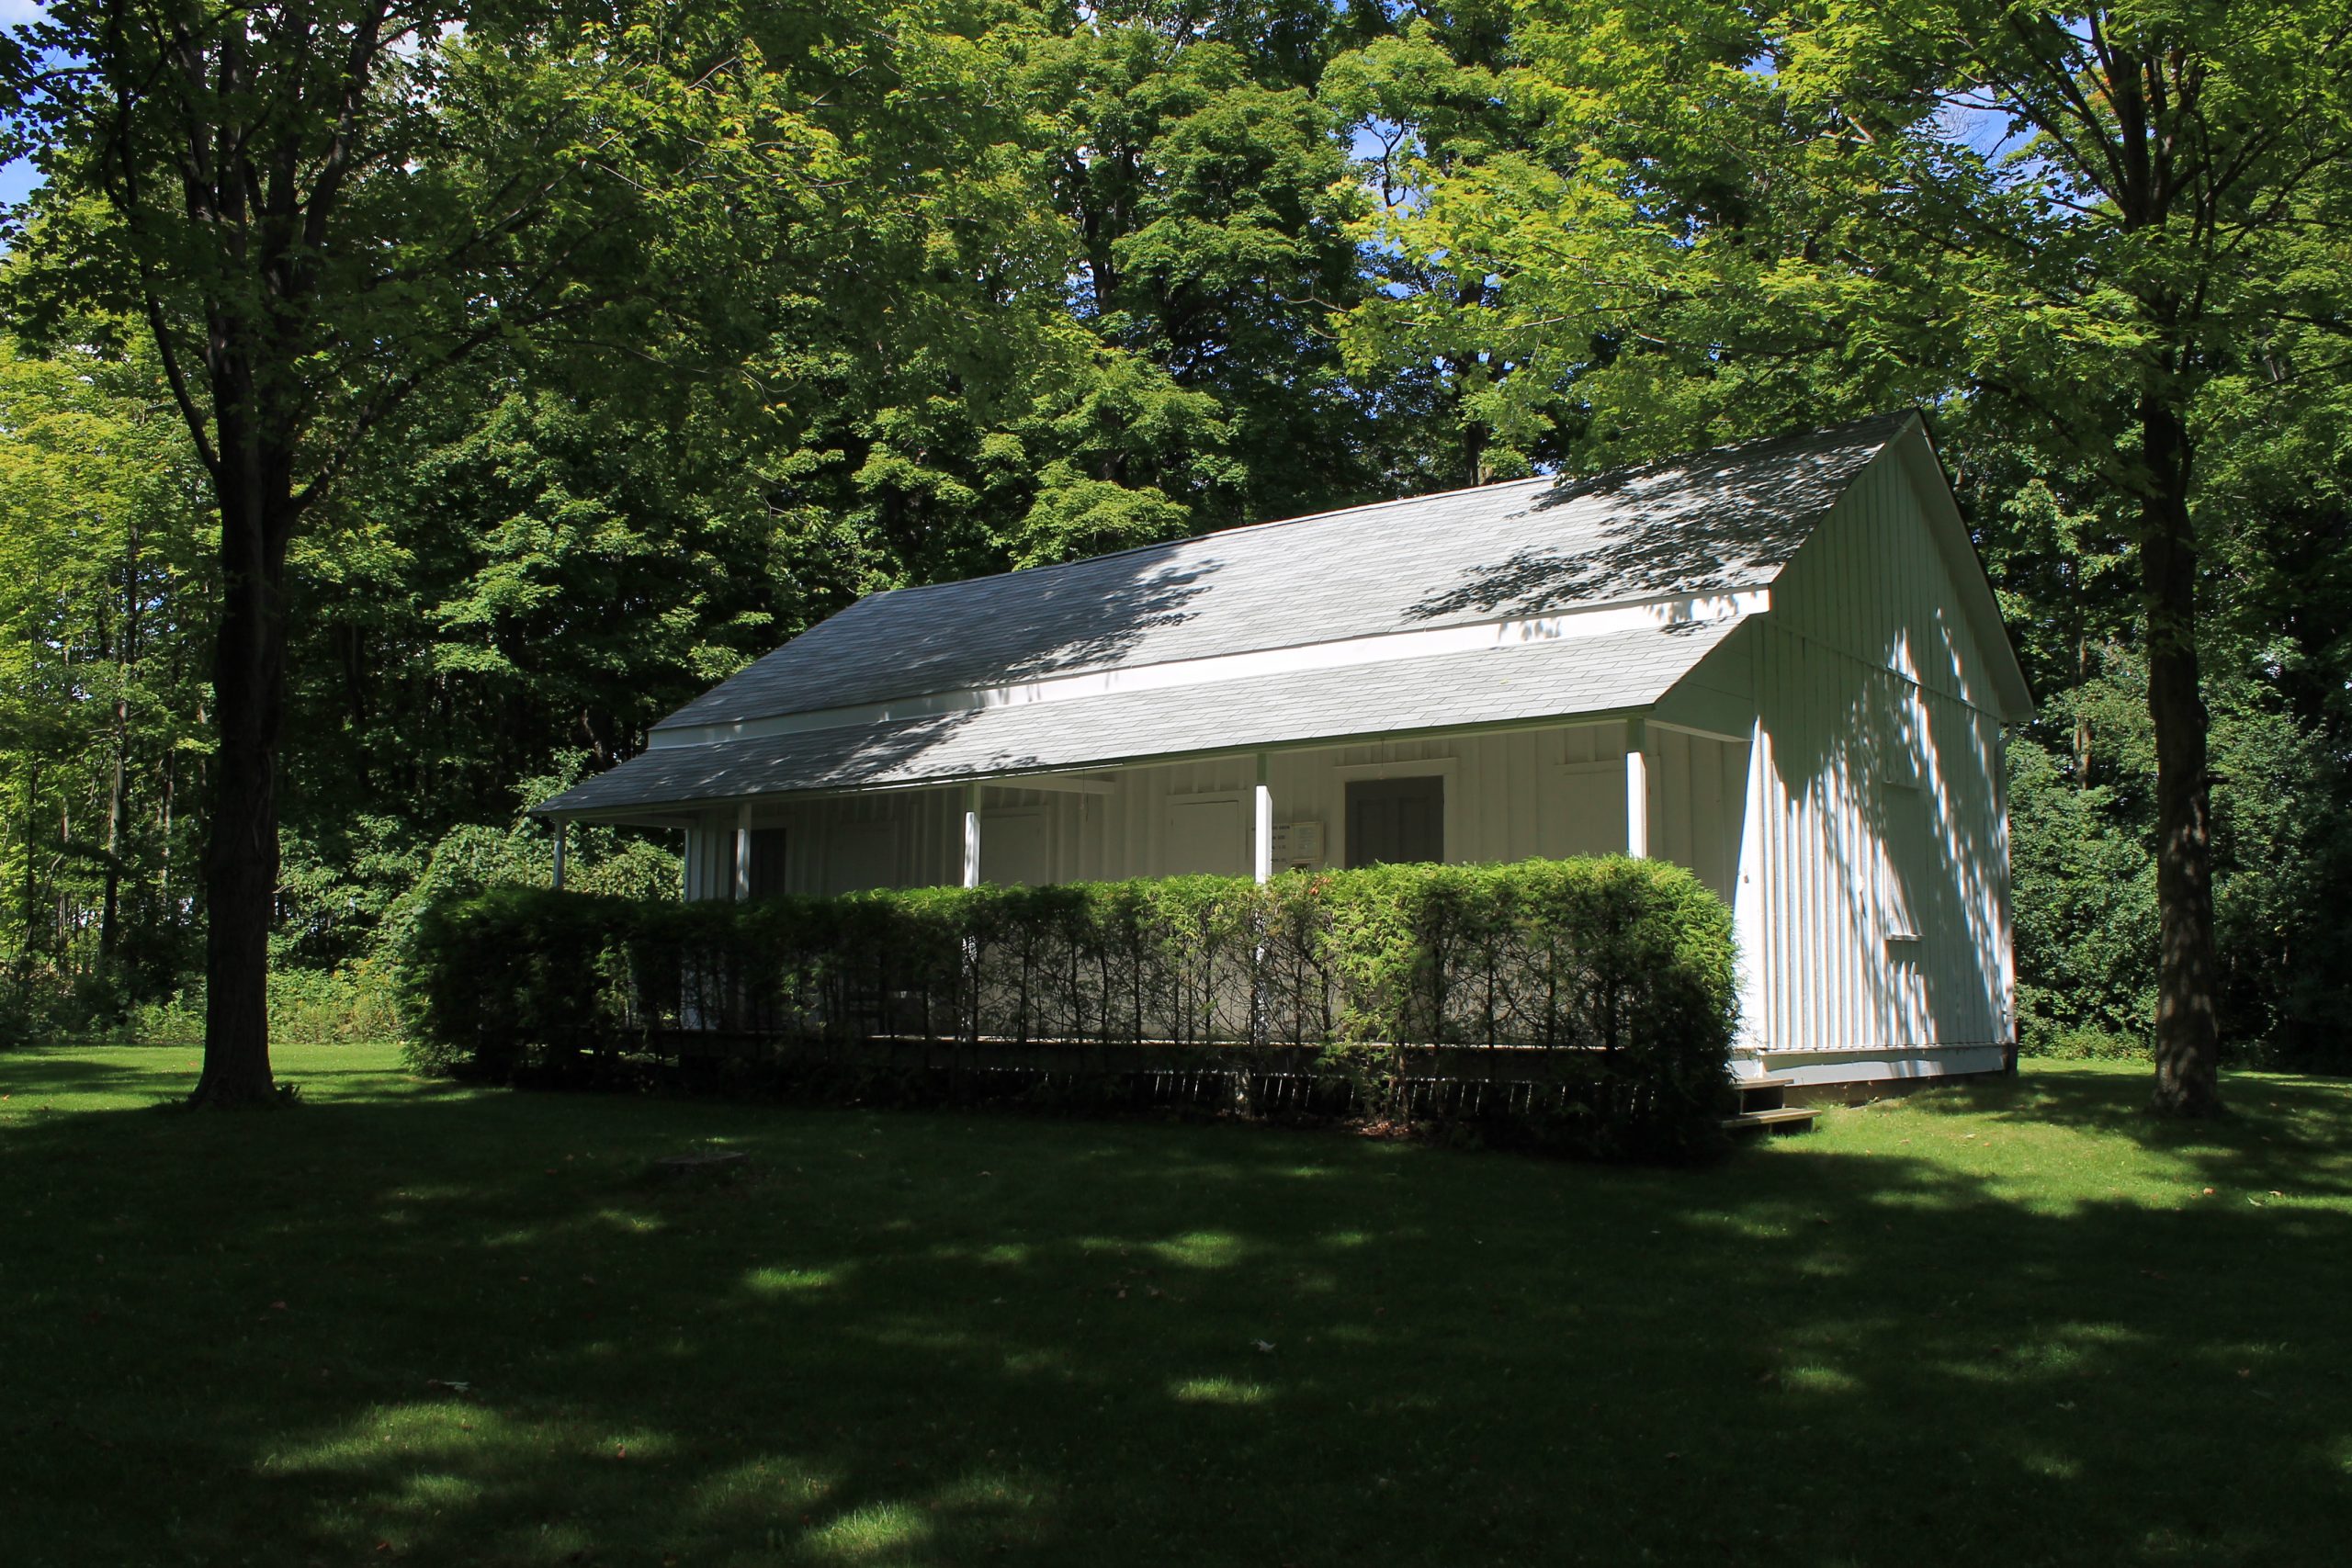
[0,1050,198,1106]
[6,1058,2350,1566]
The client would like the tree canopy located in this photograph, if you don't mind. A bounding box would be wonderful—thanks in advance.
[4,0,2349,1107]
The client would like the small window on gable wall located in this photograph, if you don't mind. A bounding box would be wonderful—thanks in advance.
[1880,775,1926,945]
[1878,683,1930,945]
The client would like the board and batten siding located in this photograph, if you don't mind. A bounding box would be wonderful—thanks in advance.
[678,719,1747,906]
[683,788,968,899]
[1727,445,2015,1069]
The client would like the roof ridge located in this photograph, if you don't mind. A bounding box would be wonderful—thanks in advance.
[1548,408,1917,493]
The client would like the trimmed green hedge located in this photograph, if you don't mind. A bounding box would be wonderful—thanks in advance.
[403,856,1738,1159]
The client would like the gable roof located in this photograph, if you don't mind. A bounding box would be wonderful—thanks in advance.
[538,412,1956,818]
[656,412,1917,739]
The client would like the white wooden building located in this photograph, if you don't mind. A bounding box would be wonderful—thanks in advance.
[537,412,2034,1089]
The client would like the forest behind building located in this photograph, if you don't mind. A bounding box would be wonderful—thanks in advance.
[4,0,2348,1071]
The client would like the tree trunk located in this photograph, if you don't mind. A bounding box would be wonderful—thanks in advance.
[2074,636,2093,784]
[1444,345,1491,487]
[101,736,124,963]
[100,523,138,964]
[2139,397,2222,1116]
[190,437,292,1109]
[18,762,39,962]
[158,724,174,909]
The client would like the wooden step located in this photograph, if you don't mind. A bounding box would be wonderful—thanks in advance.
[1729,1074,1796,1090]
[1722,1105,1819,1133]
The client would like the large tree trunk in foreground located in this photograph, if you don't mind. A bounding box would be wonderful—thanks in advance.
[2139,398,2223,1116]
[190,437,293,1109]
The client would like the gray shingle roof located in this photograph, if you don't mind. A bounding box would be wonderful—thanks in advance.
[655,412,1915,733]
[537,412,1918,817]
[539,620,1743,817]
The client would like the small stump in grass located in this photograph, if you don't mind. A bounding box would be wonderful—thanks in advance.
[652,1150,751,1185]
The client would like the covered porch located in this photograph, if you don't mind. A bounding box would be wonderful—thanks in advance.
[617,714,1752,907]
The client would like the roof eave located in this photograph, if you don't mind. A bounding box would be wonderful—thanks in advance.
[530,699,1693,822]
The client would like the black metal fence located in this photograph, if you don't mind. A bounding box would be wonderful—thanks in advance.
[403,858,1739,1159]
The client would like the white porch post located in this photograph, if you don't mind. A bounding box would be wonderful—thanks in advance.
[550,820,567,890]
[1252,752,1274,884]
[733,801,752,900]
[962,782,983,888]
[1625,716,1651,860]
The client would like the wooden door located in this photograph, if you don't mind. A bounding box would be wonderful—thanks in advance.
[1346,776,1445,867]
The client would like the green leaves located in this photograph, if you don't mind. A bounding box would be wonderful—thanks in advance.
[1330,1,2352,1080]
[6,0,2345,1076]
[407,852,1738,1156]
[0,334,213,1002]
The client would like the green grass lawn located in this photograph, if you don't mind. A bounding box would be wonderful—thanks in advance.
[4,1046,2348,1567]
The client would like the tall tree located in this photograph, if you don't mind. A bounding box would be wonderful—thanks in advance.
[1327,0,1561,487]
[2,1,825,1100]
[1350,0,2352,1113]
[1033,12,1380,524]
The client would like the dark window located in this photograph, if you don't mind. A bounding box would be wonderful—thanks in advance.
[1346,776,1445,867]
[747,828,789,899]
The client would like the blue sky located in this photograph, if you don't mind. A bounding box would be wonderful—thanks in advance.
[0,157,40,209]
[1,0,45,209]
